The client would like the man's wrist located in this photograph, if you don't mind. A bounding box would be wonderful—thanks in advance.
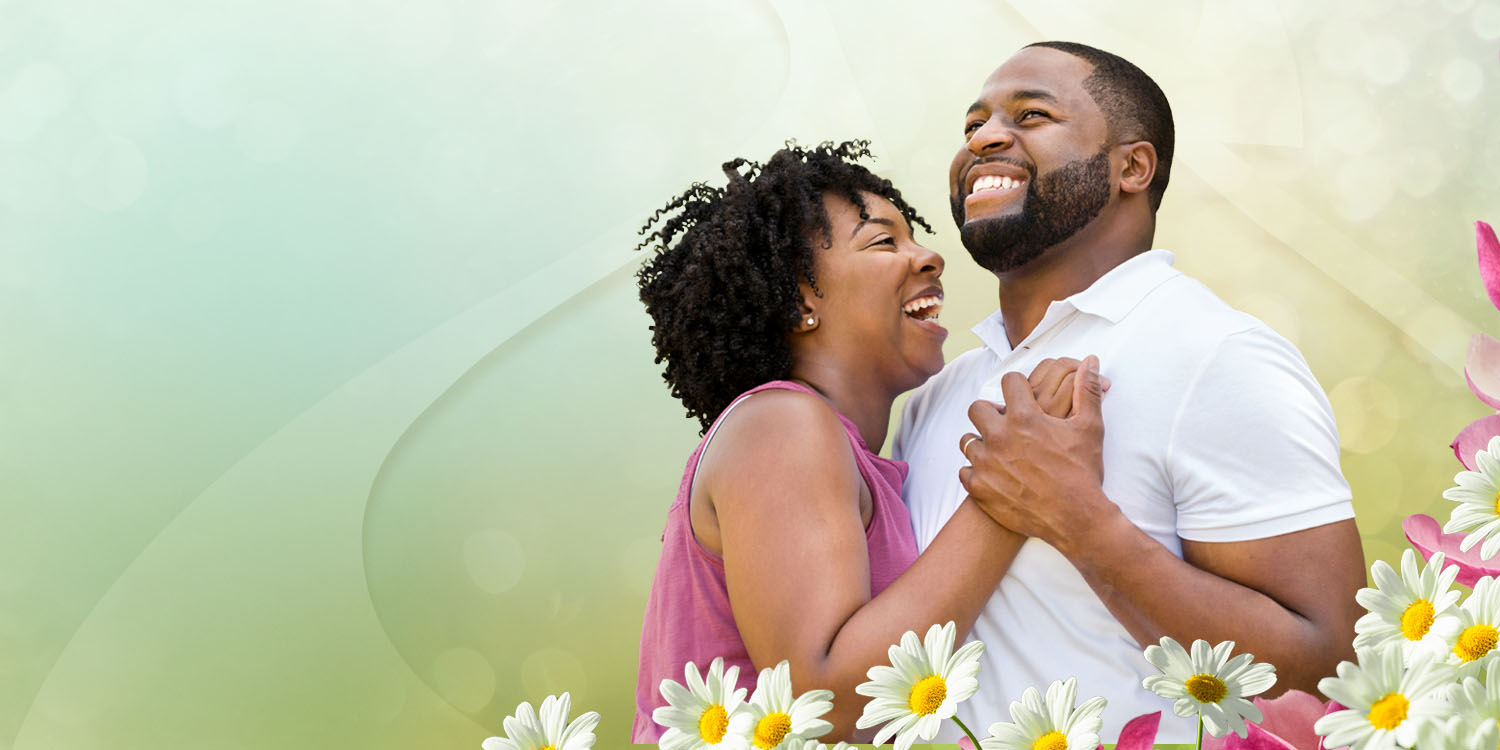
[1048,485,1129,560]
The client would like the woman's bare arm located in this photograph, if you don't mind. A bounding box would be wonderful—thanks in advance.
[704,389,1019,740]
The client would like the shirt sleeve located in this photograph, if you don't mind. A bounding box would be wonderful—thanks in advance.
[1166,325,1356,542]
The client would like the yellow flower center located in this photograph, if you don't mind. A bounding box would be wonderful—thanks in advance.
[908,674,947,716]
[1031,729,1068,750]
[537,747,558,750]
[1185,673,1227,704]
[1456,623,1499,662]
[1400,599,1436,640]
[1367,692,1409,730]
[752,711,792,749]
[698,703,729,743]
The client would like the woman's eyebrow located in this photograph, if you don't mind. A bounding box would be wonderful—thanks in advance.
[850,216,898,238]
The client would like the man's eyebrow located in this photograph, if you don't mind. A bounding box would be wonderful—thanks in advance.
[850,216,898,238]
[966,89,1061,117]
[1010,89,1061,105]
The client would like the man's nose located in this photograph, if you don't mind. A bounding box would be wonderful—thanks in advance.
[968,117,1015,156]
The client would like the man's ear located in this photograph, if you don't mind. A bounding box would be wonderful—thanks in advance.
[1118,141,1158,197]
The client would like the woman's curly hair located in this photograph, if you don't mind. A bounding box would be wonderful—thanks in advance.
[636,140,930,433]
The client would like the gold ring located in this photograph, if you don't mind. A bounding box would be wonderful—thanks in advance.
[961,435,979,458]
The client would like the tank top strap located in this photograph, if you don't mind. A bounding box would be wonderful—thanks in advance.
[675,380,827,508]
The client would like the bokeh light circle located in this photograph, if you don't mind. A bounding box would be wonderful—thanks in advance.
[463,528,525,596]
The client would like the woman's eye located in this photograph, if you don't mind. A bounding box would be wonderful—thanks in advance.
[874,236,897,248]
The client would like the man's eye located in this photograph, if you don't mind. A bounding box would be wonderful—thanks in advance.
[1017,109,1049,122]
[964,120,984,135]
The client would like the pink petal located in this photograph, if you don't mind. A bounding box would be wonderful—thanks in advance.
[1205,730,1229,750]
[1404,513,1500,587]
[1479,220,1500,312]
[1252,689,1335,750]
[1208,691,1326,750]
[1225,723,1300,750]
[1316,701,1347,750]
[958,737,974,750]
[1453,414,1500,470]
[1466,334,1500,410]
[1114,711,1161,750]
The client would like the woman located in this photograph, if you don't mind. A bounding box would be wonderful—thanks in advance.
[632,141,1090,743]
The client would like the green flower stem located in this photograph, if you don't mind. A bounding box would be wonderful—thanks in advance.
[952,716,982,749]
[1197,716,1204,750]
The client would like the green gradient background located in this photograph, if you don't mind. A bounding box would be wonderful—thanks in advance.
[2,0,1498,747]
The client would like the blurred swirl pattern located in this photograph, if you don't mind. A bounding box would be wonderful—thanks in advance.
[1,0,1496,747]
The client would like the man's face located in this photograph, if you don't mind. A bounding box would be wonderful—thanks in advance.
[949,47,1116,274]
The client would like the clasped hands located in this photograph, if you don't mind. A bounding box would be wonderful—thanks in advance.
[958,355,1110,552]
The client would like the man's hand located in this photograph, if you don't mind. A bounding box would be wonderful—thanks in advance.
[958,355,1109,545]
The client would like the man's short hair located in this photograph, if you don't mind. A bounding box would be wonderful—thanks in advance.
[1026,41,1174,211]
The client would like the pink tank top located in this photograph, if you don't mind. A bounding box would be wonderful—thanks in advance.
[632,381,919,743]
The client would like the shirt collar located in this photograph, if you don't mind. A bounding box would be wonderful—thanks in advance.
[972,249,1180,355]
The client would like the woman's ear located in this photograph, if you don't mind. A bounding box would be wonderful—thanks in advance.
[1118,141,1158,197]
[794,301,819,332]
[793,286,819,332]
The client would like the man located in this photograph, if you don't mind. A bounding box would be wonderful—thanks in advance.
[891,42,1366,743]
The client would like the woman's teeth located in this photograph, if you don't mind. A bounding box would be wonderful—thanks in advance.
[903,296,942,321]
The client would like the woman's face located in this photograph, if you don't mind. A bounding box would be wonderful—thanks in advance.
[801,191,947,392]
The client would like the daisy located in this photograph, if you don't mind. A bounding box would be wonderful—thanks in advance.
[725,660,833,750]
[482,693,599,750]
[795,742,852,750]
[1315,647,1455,750]
[1452,576,1500,680]
[1141,637,1276,738]
[854,621,985,750]
[1453,657,1500,726]
[1443,435,1500,561]
[652,657,749,750]
[978,677,1106,750]
[1354,549,1463,659]
[1416,715,1500,750]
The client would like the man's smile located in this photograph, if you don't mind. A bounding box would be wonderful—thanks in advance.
[959,160,1032,219]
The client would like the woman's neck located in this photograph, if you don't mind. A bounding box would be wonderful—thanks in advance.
[785,363,896,453]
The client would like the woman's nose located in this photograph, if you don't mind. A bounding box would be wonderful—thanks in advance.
[912,244,944,277]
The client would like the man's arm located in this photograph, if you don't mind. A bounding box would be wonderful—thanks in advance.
[1047,494,1362,694]
[959,353,1365,696]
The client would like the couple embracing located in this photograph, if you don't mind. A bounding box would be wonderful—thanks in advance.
[632,42,1366,746]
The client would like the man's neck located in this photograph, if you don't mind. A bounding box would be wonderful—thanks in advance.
[995,224,1152,349]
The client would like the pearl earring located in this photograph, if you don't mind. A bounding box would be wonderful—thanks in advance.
[807,317,816,326]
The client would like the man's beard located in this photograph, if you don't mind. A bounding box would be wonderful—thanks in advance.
[951,147,1113,274]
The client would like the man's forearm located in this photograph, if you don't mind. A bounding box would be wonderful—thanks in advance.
[1053,490,1358,695]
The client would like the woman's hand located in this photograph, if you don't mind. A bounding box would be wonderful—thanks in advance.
[1027,357,1111,418]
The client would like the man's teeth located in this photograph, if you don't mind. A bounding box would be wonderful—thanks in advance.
[971,175,1025,194]
[903,296,942,320]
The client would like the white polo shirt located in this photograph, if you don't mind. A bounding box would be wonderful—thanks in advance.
[892,249,1355,743]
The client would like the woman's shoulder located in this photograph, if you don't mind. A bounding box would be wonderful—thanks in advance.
[718,383,845,439]
[704,383,858,484]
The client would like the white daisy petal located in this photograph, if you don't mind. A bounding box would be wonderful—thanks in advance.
[981,676,1106,750]
[1313,647,1452,750]
[853,622,984,748]
[487,693,598,750]
[1140,637,1277,738]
